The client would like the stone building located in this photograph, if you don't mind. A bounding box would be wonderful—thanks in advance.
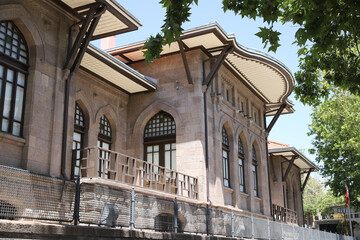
[0,0,317,230]
[268,140,319,226]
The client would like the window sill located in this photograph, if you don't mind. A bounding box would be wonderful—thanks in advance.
[0,131,25,147]
[223,187,234,194]
[239,191,249,198]
[254,196,262,201]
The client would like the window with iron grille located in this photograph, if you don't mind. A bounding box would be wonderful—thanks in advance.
[0,21,28,137]
[144,111,176,171]
[238,137,245,193]
[222,127,230,188]
[98,115,112,178]
[72,103,85,179]
[252,145,258,197]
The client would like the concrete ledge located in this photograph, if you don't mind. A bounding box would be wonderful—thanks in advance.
[0,220,245,240]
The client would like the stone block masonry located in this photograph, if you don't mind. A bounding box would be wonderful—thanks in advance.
[0,220,246,240]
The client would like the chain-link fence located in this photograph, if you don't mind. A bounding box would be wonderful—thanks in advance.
[0,165,75,222]
[0,165,355,240]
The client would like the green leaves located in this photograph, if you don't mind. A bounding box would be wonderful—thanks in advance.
[142,0,198,64]
[143,0,360,108]
[309,90,360,210]
[255,27,281,52]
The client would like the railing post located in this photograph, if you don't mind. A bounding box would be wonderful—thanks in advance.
[73,176,81,225]
[174,197,178,233]
[231,211,234,238]
[206,204,210,235]
[267,217,271,240]
[251,213,254,239]
[130,187,135,230]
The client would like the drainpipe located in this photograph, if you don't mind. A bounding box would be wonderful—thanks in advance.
[60,23,77,179]
[202,58,212,203]
[60,5,106,179]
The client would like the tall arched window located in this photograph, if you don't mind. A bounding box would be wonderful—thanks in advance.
[72,103,85,178]
[238,137,245,193]
[98,115,112,178]
[252,145,258,197]
[222,127,230,188]
[144,111,176,170]
[0,21,28,137]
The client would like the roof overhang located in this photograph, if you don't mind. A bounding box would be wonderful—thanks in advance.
[52,0,141,39]
[80,44,157,94]
[269,147,319,172]
[108,23,295,116]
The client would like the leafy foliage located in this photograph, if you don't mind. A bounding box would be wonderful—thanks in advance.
[143,0,360,104]
[303,177,343,225]
[309,90,360,209]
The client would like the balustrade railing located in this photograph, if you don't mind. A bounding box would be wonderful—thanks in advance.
[75,147,198,199]
[272,204,298,225]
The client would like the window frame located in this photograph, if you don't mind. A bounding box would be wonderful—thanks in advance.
[222,127,230,188]
[72,103,85,179]
[252,145,259,197]
[238,137,245,193]
[144,111,176,170]
[0,21,29,137]
[98,115,112,179]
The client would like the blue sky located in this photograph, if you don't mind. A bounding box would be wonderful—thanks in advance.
[99,1,317,168]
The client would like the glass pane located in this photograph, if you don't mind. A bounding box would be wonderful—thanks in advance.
[17,72,25,86]
[1,119,8,132]
[14,86,24,121]
[73,132,81,143]
[12,122,20,136]
[3,82,13,118]
[171,150,176,170]
[102,142,109,150]
[147,153,153,163]
[147,146,152,152]
[0,65,3,78]
[154,145,159,151]
[153,152,159,165]
[165,144,170,151]
[6,69,14,82]
[165,151,170,169]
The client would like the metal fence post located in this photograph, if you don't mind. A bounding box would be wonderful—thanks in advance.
[130,187,135,230]
[281,221,284,240]
[206,204,210,235]
[251,213,254,239]
[73,177,81,225]
[267,217,271,240]
[174,197,178,233]
[231,211,234,238]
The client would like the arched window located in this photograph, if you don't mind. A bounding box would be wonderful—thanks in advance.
[144,111,176,170]
[98,115,112,178]
[72,103,85,178]
[252,145,258,197]
[238,137,245,193]
[222,127,230,188]
[0,21,28,137]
